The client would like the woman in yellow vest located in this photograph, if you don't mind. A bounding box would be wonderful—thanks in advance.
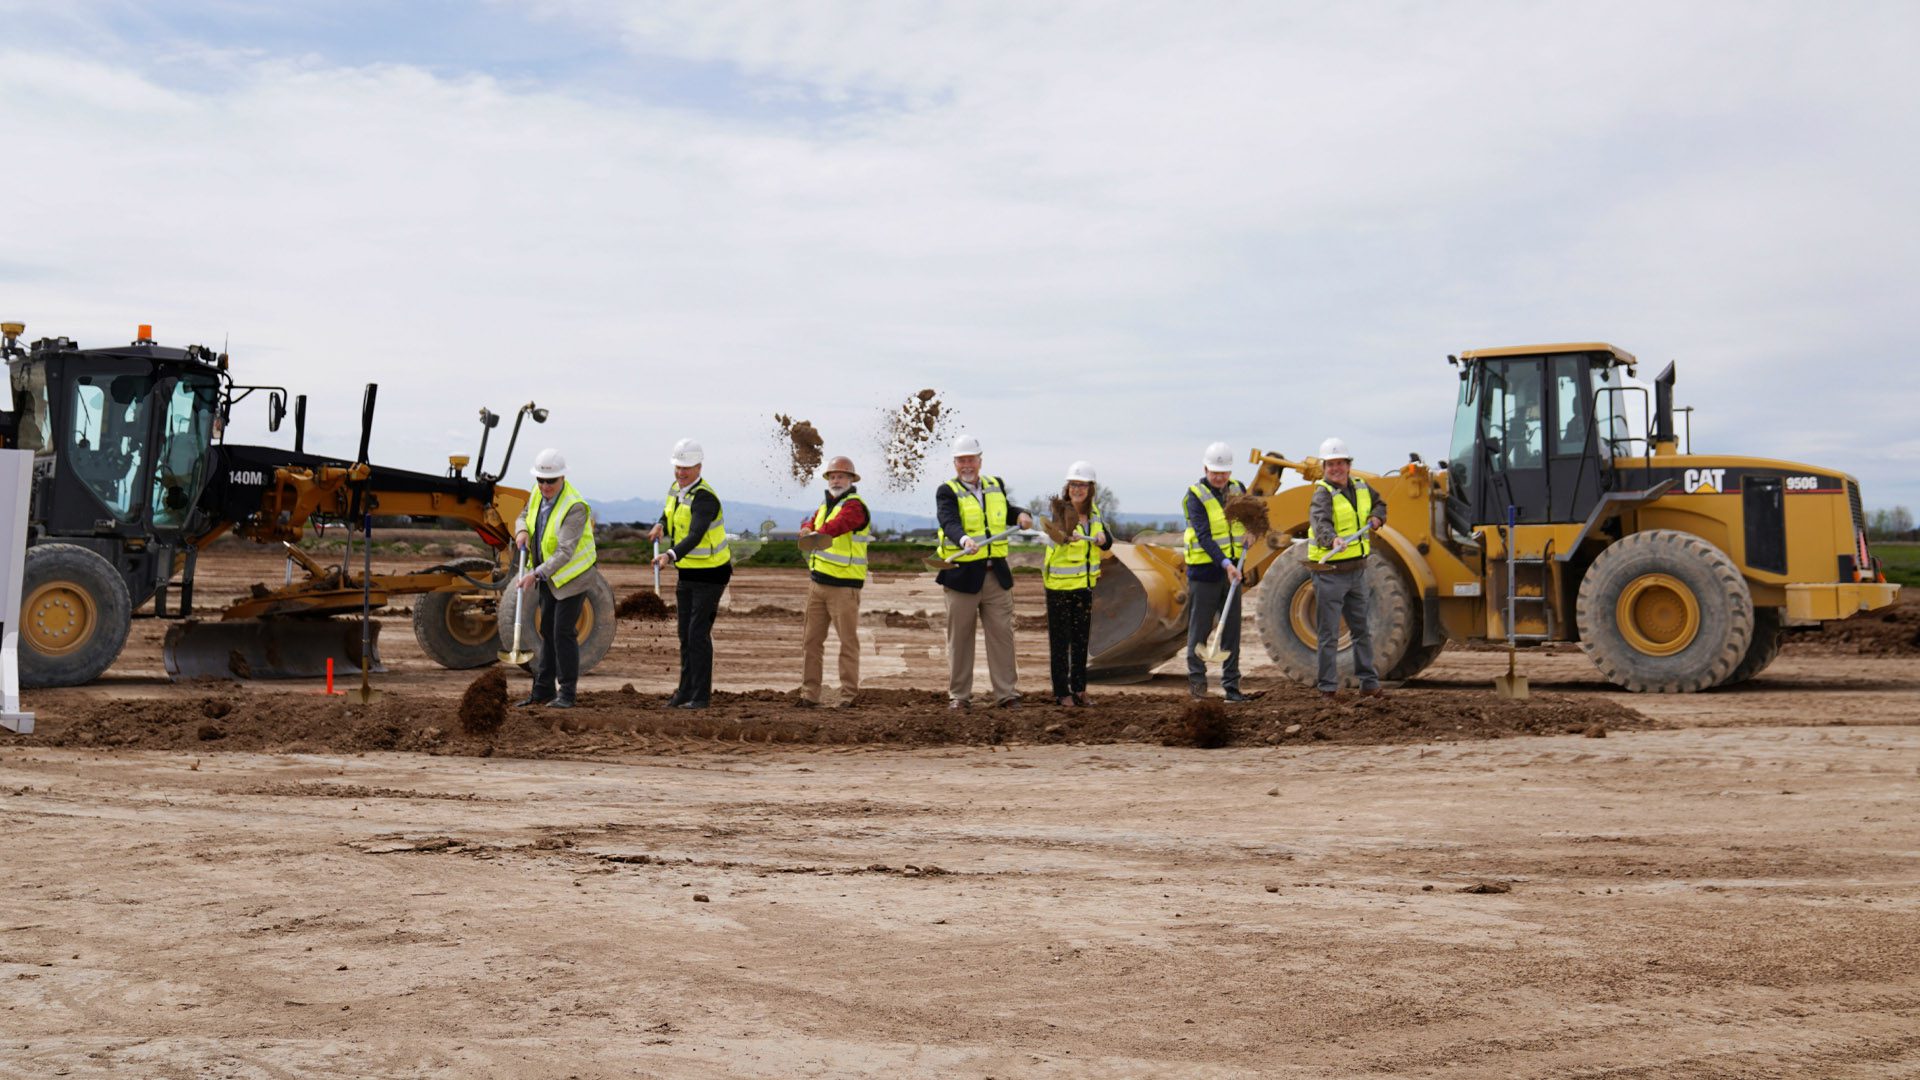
[648,438,731,710]
[513,448,598,709]
[1043,460,1113,707]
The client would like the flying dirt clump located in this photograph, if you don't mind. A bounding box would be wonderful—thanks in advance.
[772,414,825,486]
[1163,699,1232,749]
[1044,495,1080,545]
[617,590,672,620]
[1224,495,1271,538]
[877,389,957,492]
[458,667,508,735]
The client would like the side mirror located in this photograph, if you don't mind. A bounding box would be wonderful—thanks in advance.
[268,391,286,432]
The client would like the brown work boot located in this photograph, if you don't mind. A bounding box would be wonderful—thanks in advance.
[835,694,860,710]
[794,696,820,709]
[1319,690,1341,701]
[1073,691,1092,707]
[948,699,970,710]
[1362,687,1389,698]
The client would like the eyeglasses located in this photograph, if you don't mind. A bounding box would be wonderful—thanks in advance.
[536,477,562,486]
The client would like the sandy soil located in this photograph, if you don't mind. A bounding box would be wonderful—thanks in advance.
[2,548,1916,1078]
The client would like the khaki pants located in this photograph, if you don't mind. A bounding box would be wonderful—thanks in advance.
[800,581,862,703]
[944,576,1018,704]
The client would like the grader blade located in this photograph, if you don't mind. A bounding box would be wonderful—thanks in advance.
[163,618,386,682]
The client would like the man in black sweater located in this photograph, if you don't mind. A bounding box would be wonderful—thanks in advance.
[649,438,731,709]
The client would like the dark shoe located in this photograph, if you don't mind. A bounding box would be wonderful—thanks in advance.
[1073,692,1091,707]
[949,699,970,710]
[515,695,552,709]
[1056,695,1076,708]
[546,696,575,710]
[1362,687,1389,698]
[676,699,709,710]
[666,691,687,708]
[794,696,821,709]
[1223,689,1251,703]
[1189,683,1208,700]
[834,697,859,710]
[1319,690,1341,701]
[994,697,1021,710]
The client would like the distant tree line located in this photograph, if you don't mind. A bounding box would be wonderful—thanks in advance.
[1868,506,1915,542]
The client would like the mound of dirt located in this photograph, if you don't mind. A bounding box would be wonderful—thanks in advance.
[879,611,932,629]
[1224,494,1271,537]
[1786,595,1920,656]
[458,668,507,735]
[773,414,825,486]
[617,590,673,620]
[877,389,955,493]
[21,684,1655,759]
[1164,700,1230,748]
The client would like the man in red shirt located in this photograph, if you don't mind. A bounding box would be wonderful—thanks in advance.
[796,456,871,707]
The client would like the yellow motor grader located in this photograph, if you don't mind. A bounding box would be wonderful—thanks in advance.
[1089,342,1899,692]
[0,321,612,687]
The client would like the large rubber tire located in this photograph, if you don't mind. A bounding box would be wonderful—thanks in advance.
[1576,530,1753,693]
[1387,639,1447,682]
[1718,607,1785,688]
[20,543,133,688]
[494,569,616,674]
[412,591,501,669]
[1255,547,1416,688]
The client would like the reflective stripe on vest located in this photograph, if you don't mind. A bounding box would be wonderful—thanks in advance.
[528,480,598,587]
[666,478,731,569]
[1306,479,1373,563]
[1183,480,1246,566]
[1043,504,1103,591]
[809,492,872,581]
[936,477,1009,563]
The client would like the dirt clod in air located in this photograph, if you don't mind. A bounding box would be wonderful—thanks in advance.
[1224,495,1271,537]
[458,668,508,735]
[877,389,957,492]
[1164,700,1231,749]
[773,415,825,486]
[1044,496,1080,545]
[617,590,673,620]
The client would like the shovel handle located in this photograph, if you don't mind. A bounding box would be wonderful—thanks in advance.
[1315,523,1374,564]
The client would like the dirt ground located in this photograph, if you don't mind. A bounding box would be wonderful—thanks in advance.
[2,547,1917,1077]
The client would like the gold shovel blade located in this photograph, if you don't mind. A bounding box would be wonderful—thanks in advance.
[498,649,535,665]
[1492,674,1529,700]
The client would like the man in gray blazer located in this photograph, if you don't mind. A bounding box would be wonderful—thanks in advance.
[514,448,598,709]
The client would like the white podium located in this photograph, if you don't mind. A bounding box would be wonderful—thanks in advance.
[1,449,33,733]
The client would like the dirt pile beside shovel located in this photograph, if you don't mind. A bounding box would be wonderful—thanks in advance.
[20,684,1656,759]
[617,590,673,620]
[458,668,508,735]
[877,389,955,492]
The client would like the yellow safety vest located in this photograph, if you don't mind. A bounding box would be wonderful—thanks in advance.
[936,477,1009,563]
[527,480,598,587]
[666,478,731,569]
[1043,503,1104,592]
[1307,479,1373,563]
[809,492,872,583]
[1183,480,1245,566]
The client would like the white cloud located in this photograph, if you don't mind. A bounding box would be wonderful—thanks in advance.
[1,1,1916,522]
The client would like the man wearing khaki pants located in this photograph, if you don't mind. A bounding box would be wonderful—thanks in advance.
[934,434,1034,709]
[796,456,870,708]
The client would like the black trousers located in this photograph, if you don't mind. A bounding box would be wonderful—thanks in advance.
[532,585,585,700]
[1045,588,1094,698]
[1185,576,1242,691]
[675,579,727,704]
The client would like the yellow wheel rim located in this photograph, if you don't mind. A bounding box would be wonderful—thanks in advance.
[1289,579,1350,650]
[1616,573,1700,656]
[25,581,97,656]
[443,596,497,647]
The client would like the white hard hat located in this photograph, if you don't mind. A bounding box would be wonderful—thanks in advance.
[951,433,983,457]
[670,437,704,468]
[1065,460,1097,483]
[1202,441,1235,471]
[530,448,567,480]
[1318,437,1353,462]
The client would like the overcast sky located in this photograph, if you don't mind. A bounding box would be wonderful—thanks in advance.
[3,1,1916,520]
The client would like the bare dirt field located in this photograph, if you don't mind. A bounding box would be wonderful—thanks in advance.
[3,548,1916,1078]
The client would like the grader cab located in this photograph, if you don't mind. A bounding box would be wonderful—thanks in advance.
[1089,342,1899,692]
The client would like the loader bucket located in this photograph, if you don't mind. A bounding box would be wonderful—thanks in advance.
[163,618,386,682]
[1087,542,1193,682]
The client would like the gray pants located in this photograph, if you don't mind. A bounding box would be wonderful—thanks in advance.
[1315,564,1379,692]
[1186,576,1241,692]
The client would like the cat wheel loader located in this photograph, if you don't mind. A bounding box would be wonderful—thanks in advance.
[1088,342,1899,692]
[0,320,615,687]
